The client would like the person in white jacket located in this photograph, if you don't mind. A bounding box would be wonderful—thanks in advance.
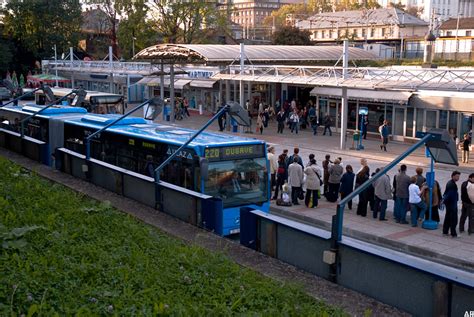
[267,146,277,194]
[304,154,322,208]
[288,157,304,205]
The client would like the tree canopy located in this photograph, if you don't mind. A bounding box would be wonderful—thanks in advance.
[272,26,312,45]
[3,0,82,60]
[116,0,158,59]
[149,0,228,44]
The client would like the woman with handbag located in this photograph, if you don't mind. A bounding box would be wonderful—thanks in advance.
[304,155,323,208]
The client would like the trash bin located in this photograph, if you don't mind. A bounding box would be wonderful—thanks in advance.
[353,131,360,142]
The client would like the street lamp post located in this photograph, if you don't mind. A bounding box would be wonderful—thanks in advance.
[132,36,136,58]
[455,13,463,60]
[54,44,58,87]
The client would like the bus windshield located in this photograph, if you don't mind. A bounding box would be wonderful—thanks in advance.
[204,157,268,208]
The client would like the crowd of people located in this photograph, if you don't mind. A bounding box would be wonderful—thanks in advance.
[267,147,474,237]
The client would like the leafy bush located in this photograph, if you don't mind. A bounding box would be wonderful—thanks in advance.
[0,157,345,316]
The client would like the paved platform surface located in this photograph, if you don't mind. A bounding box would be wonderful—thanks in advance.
[165,111,474,272]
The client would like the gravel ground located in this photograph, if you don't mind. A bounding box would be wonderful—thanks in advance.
[0,148,409,316]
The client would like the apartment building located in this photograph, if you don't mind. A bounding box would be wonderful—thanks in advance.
[297,8,428,58]
[218,0,305,41]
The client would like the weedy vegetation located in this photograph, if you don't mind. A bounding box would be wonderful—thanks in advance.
[0,157,346,316]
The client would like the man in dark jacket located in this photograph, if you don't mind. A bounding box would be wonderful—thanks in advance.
[443,171,461,237]
[459,173,474,234]
[394,165,411,224]
[322,154,332,195]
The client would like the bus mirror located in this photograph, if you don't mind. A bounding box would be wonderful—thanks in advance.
[71,88,87,106]
[226,101,250,127]
[145,97,163,120]
[200,158,209,181]
[41,85,56,103]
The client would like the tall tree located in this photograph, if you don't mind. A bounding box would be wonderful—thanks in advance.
[272,26,312,45]
[149,1,228,44]
[87,0,121,57]
[117,0,158,59]
[3,0,82,60]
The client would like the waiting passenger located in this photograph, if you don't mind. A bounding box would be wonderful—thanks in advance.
[145,155,155,178]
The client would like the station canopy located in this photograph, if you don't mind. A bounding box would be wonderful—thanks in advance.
[134,44,378,64]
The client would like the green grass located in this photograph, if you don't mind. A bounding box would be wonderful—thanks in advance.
[0,157,345,316]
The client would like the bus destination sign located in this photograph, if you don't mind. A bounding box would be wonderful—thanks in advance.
[205,144,264,161]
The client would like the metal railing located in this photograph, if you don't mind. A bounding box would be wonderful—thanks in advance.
[213,64,474,92]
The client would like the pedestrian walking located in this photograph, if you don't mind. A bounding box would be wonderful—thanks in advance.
[327,159,343,202]
[304,155,322,208]
[289,110,300,134]
[276,109,285,134]
[379,120,389,151]
[393,164,411,224]
[322,154,332,195]
[408,176,427,227]
[373,170,391,221]
[462,133,470,163]
[340,165,355,210]
[288,157,304,205]
[442,171,461,237]
[322,115,332,136]
[355,166,370,217]
[308,106,318,135]
[459,173,474,235]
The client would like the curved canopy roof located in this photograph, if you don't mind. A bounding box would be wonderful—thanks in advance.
[134,44,378,64]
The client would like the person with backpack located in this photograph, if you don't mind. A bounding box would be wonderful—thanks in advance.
[287,148,303,169]
[304,154,322,208]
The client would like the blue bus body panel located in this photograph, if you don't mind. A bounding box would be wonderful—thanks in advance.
[219,202,270,236]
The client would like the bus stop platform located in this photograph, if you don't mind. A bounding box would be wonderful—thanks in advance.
[170,113,474,273]
[270,199,474,273]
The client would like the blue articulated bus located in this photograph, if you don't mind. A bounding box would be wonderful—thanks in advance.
[0,104,88,166]
[62,114,270,236]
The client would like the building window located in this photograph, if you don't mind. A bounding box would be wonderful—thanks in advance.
[370,28,375,37]
[447,31,452,36]
[381,28,385,36]
[362,28,366,38]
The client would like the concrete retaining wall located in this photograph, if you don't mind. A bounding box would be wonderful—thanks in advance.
[243,209,474,316]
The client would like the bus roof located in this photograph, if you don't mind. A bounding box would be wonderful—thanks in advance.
[65,114,265,149]
[35,87,122,100]
[0,104,88,117]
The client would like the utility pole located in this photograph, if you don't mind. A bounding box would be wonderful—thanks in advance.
[54,44,58,87]
[340,40,349,150]
[455,13,462,60]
